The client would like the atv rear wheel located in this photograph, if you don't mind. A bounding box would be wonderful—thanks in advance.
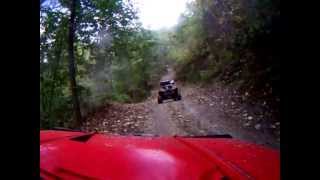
[174,95,182,101]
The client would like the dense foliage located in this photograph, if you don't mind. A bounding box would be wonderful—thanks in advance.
[168,0,280,106]
[40,0,280,129]
[40,0,166,128]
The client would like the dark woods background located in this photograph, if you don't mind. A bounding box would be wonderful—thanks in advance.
[0,0,299,179]
[40,0,280,129]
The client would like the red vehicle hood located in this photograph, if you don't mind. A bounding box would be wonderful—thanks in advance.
[40,130,280,180]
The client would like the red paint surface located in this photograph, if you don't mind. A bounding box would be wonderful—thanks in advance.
[40,130,280,180]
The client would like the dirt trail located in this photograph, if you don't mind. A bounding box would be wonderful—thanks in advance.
[143,68,186,135]
[143,68,279,149]
[85,68,280,149]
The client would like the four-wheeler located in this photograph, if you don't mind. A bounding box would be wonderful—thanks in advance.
[158,80,182,104]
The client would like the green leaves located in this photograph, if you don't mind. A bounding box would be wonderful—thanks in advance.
[167,0,279,88]
[40,0,146,128]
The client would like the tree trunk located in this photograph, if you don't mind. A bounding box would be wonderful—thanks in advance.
[68,0,82,127]
[48,37,63,115]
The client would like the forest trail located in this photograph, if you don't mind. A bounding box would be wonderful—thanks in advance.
[84,68,280,149]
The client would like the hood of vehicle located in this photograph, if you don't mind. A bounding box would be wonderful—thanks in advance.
[40,130,279,180]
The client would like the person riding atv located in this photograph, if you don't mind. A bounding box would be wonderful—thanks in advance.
[158,80,182,104]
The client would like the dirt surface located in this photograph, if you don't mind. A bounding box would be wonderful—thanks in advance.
[84,68,280,149]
